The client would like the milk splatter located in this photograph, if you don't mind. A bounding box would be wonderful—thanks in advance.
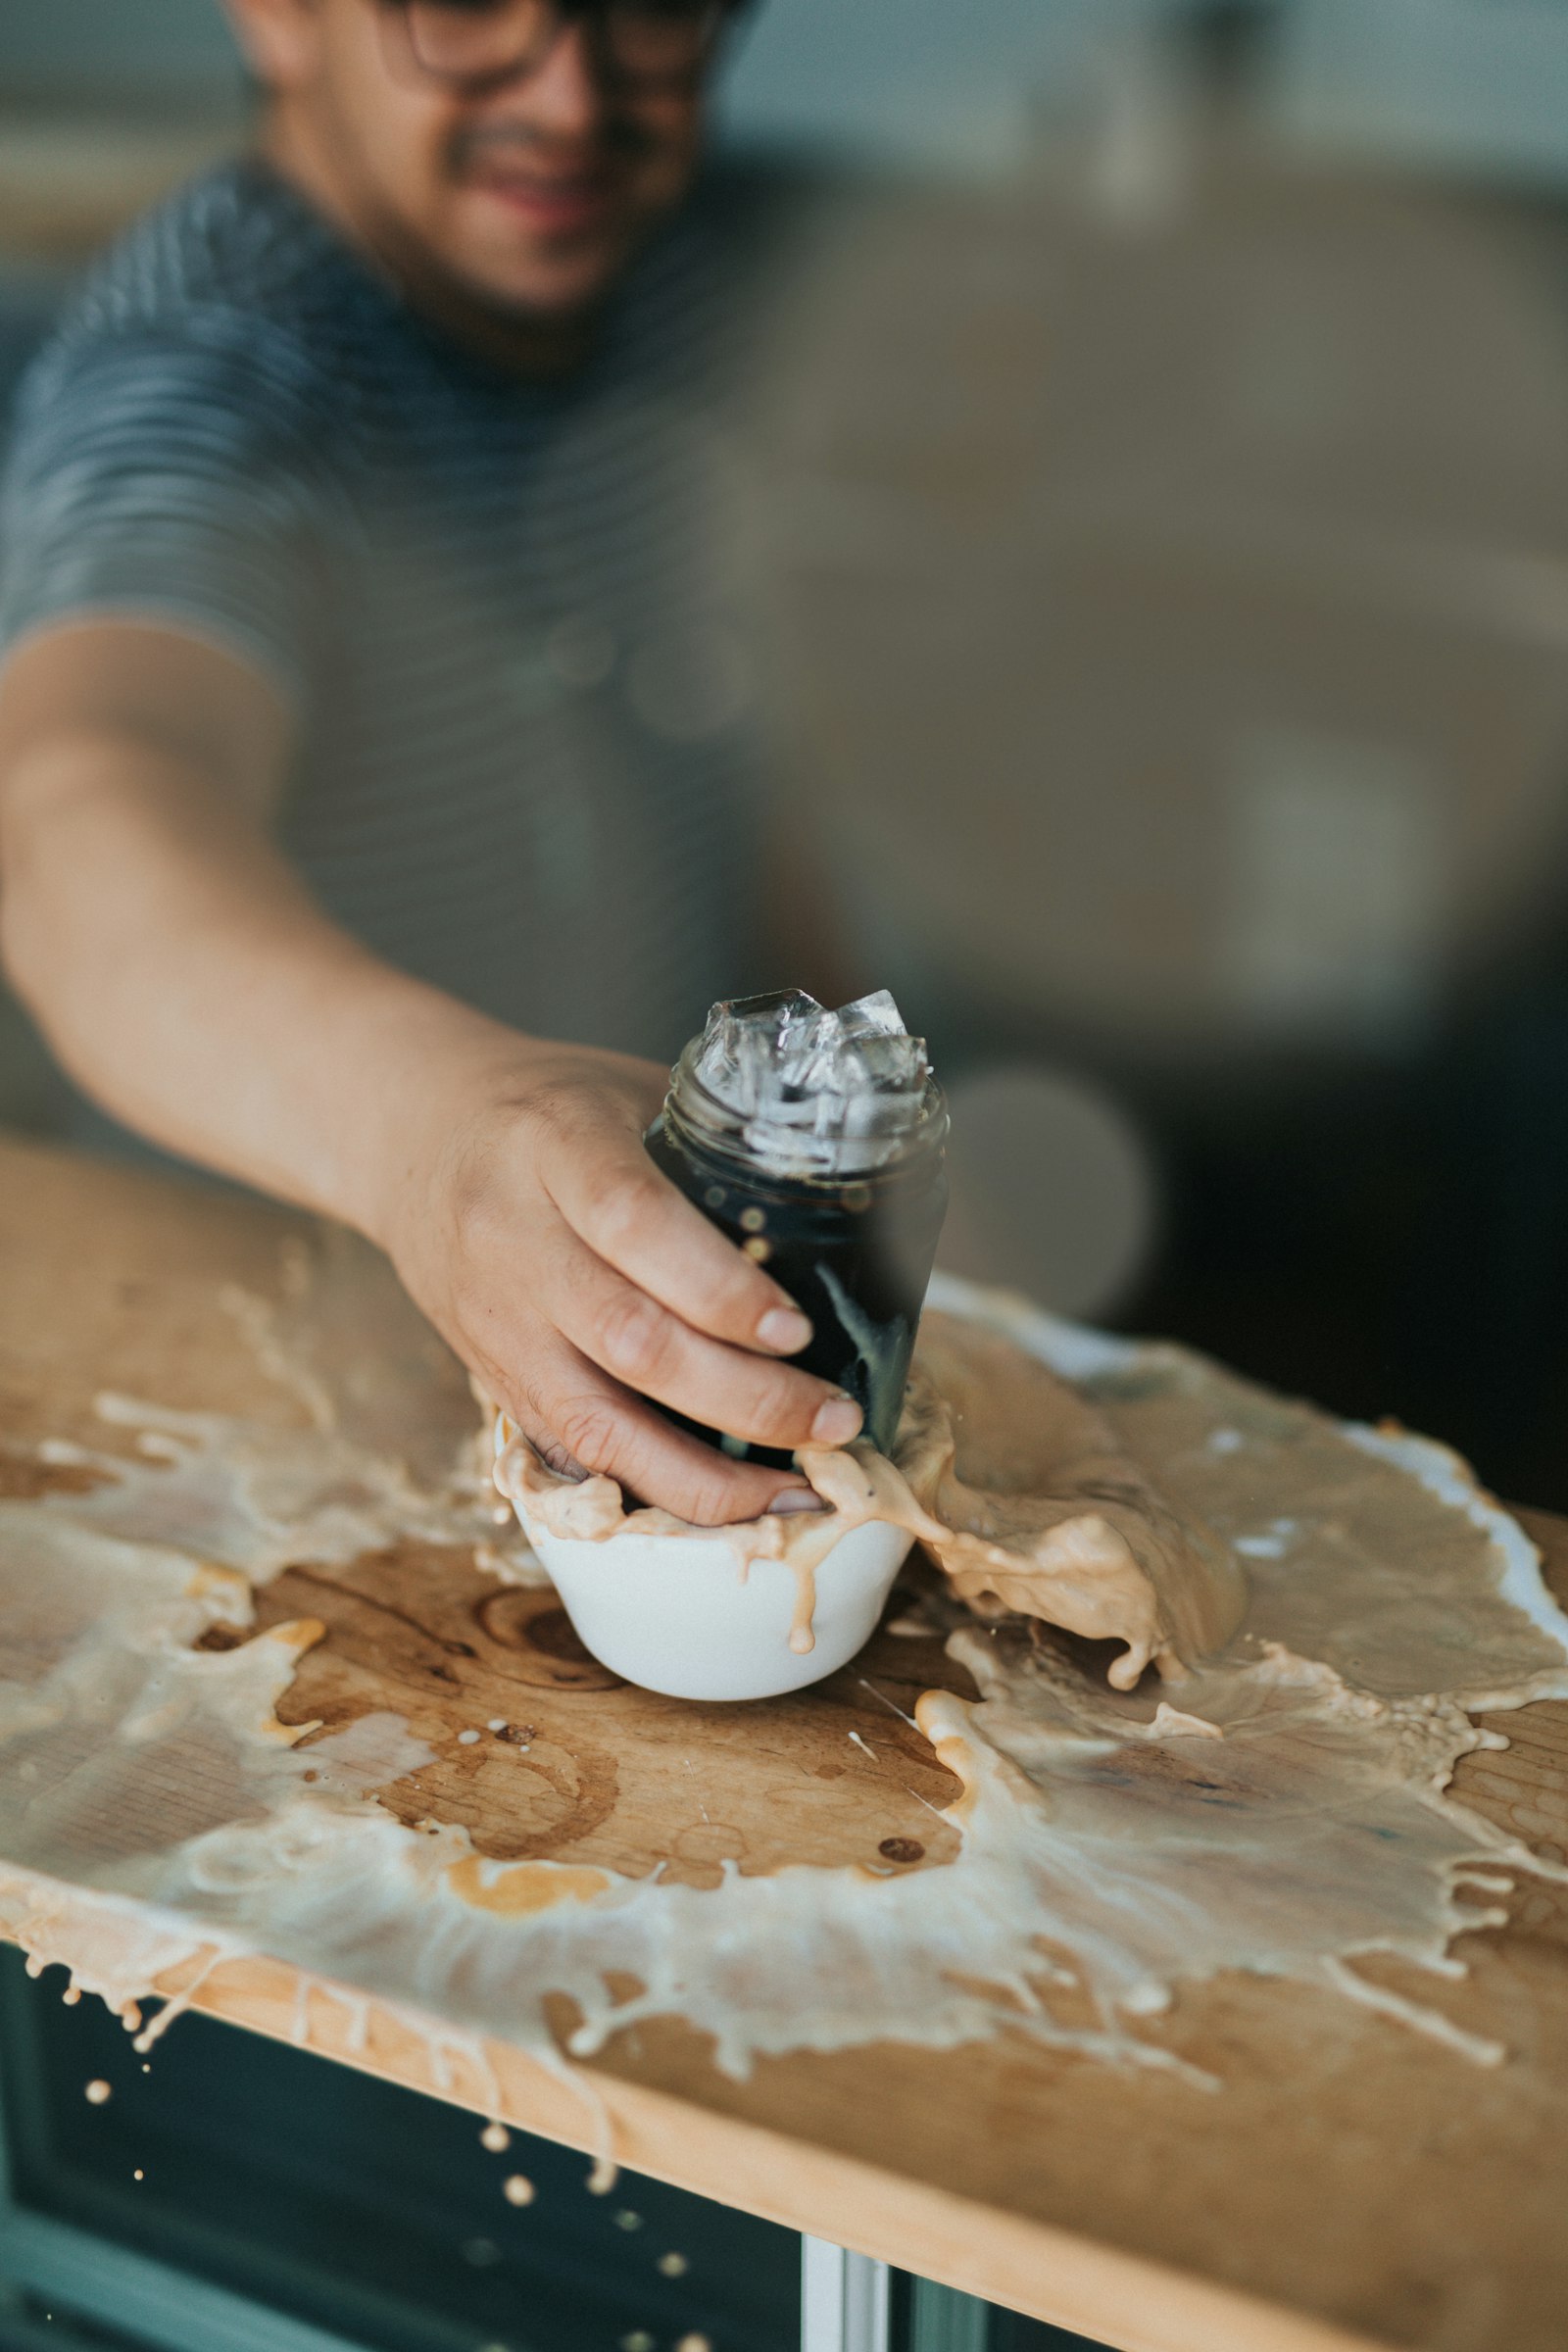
[0,1236,1565,2100]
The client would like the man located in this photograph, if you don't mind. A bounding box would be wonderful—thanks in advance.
[0,0,862,1525]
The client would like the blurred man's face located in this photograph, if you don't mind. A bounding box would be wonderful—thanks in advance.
[228,0,717,329]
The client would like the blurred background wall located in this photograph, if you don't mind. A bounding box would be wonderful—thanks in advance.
[0,0,237,98]
[9,0,1106,130]
[4,0,1568,1508]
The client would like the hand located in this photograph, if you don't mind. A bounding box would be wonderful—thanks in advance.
[373,1034,862,1525]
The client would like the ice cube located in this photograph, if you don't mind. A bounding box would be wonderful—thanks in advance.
[792,1028,925,1107]
[843,1031,929,1094]
[771,1010,836,1094]
[834,989,906,1042]
[694,991,823,1112]
[687,987,930,1169]
[781,1021,848,1100]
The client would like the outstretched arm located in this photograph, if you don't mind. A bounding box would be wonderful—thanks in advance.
[0,619,861,1523]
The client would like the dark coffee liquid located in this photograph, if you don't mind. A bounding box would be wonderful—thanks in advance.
[646,1110,949,1467]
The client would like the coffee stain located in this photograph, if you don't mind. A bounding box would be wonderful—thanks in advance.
[446,1857,614,1918]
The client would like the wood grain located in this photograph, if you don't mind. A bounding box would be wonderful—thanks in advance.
[2,1132,1567,2352]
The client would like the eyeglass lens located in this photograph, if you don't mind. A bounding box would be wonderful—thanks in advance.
[402,0,721,84]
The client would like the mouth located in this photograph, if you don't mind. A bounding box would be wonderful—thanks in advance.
[466,161,624,238]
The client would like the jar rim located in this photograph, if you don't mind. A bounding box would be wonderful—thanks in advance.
[664,1040,949,1181]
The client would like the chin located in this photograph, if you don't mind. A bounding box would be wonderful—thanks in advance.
[452,212,644,320]
[487,246,630,317]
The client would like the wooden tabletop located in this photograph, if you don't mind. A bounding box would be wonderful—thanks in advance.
[1,1131,1566,2352]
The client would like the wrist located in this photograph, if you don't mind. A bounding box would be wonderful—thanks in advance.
[331,975,539,1255]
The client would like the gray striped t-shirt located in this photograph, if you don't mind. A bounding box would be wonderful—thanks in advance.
[0,155,779,1087]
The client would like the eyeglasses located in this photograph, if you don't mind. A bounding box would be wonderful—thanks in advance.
[381,0,732,92]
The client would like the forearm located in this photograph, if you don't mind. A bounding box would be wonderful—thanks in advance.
[0,725,520,1237]
[0,626,854,1525]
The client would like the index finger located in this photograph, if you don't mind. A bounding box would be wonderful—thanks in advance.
[537,1111,814,1358]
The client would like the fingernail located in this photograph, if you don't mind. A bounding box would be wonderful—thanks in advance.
[758,1306,812,1354]
[770,1487,830,1516]
[810,1395,862,1446]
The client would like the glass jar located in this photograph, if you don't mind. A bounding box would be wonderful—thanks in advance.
[646,1037,949,1468]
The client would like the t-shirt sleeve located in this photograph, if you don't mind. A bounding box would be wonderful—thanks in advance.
[0,319,338,709]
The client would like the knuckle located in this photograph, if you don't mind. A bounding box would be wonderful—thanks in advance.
[596,1289,673,1385]
[735,1363,818,1442]
[516,1373,558,1433]
[520,1078,587,1148]
[581,1167,656,1256]
[692,1259,762,1329]
[680,1463,754,1527]
[550,1395,625,1473]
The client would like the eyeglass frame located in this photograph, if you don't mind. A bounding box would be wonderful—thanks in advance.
[375,0,739,96]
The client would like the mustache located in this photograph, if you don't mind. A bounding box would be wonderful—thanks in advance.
[448,116,660,172]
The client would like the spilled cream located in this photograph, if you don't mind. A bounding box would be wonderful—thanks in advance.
[0,1236,1566,2121]
[494,1308,1245,1681]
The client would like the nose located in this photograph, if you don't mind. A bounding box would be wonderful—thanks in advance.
[513,18,608,133]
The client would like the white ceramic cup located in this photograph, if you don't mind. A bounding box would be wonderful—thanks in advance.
[515,1508,916,1701]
